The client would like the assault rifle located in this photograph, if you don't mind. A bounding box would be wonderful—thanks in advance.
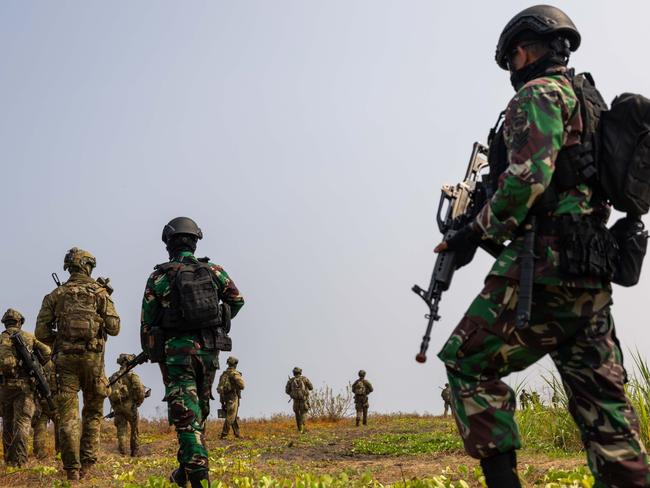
[412,143,503,363]
[108,352,149,387]
[10,333,56,411]
[105,388,151,419]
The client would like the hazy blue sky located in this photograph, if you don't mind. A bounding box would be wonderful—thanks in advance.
[1,1,649,419]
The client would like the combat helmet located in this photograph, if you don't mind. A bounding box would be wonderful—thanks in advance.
[63,247,96,273]
[1,309,25,327]
[358,370,366,378]
[292,367,302,375]
[162,217,203,244]
[495,5,581,70]
[117,353,136,366]
[226,356,238,367]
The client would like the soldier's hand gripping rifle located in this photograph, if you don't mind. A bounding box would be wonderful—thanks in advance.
[10,333,56,411]
[108,352,149,388]
[412,143,503,363]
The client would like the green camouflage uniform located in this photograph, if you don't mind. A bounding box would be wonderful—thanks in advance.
[36,270,120,476]
[108,360,146,456]
[438,67,650,487]
[217,365,245,438]
[351,377,373,426]
[285,373,313,432]
[141,251,244,480]
[0,326,50,466]
[440,385,452,417]
[32,360,60,459]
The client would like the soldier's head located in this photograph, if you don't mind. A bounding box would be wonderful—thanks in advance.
[358,370,366,378]
[445,383,449,387]
[226,356,238,367]
[1,309,25,329]
[292,367,302,376]
[117,353,136,366]
[496,5,580,80]
[162,217,203,257]
[63,247,96,276]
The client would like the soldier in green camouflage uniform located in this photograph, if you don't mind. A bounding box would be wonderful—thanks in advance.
[141,217,244,488]
[108,354,147,456]
[440,383,451,417]
[36,248,120,481]
[217,356,245,439]
[285,367,313,433]
[0,309,51,467]
[351,370,373,426]
[32,359,59,459]
[435,6,650,487]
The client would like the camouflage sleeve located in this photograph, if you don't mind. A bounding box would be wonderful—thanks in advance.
[100,290,120,337]
[130,373,146,406]
[35,291,57,346]
[365,380,374,393]
[141,273,161,336]
[285,379,292,395]
[233,371,245,390]
[305,377,313,391]
[471,80,571,243]
[210,264,245,318]
[32,336,51,364]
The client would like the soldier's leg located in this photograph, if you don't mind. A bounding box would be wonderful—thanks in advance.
[55,354,82,475]
[363,405,368,425]
[355,404,361,426]
[32,404,48,459]
[443,402,449,416]
[293,403,301,431]
[130,410,140,456]
[1,394,14,464]
[114,413,128,455]
[552,309,650,487]
[232,397,241,438]
[220,418,230,437]
[79,353,109,470]
[9,391,35,466]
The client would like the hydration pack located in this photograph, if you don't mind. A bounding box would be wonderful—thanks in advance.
[289,377,309,401]
[55,284,103,342]
[217,370,233,395]
[352,380,367,396]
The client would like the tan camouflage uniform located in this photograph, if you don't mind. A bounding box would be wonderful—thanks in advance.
[351,371,373,426]
[32,359,59,458]
[217,357,245,439]
[0,309,51,467]
[285,368,313,433]
[35,248,120,480]
[108,354,146,456]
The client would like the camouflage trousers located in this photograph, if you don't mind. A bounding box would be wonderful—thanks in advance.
[32,399,60,459]
[443,401,451,417]
[160,343,218,479]
[220,396,240,437]
[438,277,650,488]
[292,400,309,432]
[0,384,35,466]
[55,351,109,472]
[113,403,139,456]
[354,396,369,426]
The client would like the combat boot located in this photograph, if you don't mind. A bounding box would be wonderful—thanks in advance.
[188,471,210,488]
[66,469,80,481]
[80,463,94,479]
[480,451,521,488]
[170,467,188,487]
[355,417,360,427]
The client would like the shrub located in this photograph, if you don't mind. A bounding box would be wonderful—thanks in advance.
[309,384,353,421]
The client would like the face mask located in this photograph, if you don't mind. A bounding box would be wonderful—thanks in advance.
[509,51,566,91]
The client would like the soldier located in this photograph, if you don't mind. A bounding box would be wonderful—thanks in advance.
[108,354,147,456]
[285,367,313,433]
[518,389,530,410]
[217,356,245,439]
[435,5,650,487]
[0,309,51,467]
[440,383,452,417]
[351,370,373,426]
[36,247,120,481]
[141,217,244,488]
[32,358,59,459]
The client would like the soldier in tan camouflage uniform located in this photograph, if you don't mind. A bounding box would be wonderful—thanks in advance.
[440,383,452,417]
[285,367,313,433]
[351,370,373,426]
[217,356,245,439]
[108,354,147,456]
[0,309,51,467]
[32,359,59,459]
[36,248,120,481]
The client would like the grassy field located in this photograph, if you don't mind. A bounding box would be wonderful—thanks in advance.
[0,411,596,488]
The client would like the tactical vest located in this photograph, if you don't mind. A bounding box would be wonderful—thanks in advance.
[0,331,19,378]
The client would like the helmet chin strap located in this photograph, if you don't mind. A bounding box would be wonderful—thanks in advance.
[510,48,568,91]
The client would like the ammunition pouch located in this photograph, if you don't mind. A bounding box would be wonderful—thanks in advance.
[217,408,226,419]
[609,216,649,287]
[200,327,232,352]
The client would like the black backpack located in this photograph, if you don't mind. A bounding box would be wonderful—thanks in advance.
[157,259,221,331]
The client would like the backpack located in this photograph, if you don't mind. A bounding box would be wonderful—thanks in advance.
[217,371,233,395]
[55,283,103,342]
[556,72,650,216]
[158,259,221,331]
[289,377,308,401]
[0,332,18,377]
[352,380,367,396]
[109,378,130,404]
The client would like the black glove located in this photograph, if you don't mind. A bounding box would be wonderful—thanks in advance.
[445,225,481,269]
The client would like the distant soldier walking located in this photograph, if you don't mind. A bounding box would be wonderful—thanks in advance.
[36,248,120,480]
[519,390,530,410]
[32,359,59,459]
[0,309,51,467]
[285,367,313,433]
[108,354,147,456]
[141,217,244,488]
[217,356,245,439]
[440,383,452,417]
[351,370,373,426]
